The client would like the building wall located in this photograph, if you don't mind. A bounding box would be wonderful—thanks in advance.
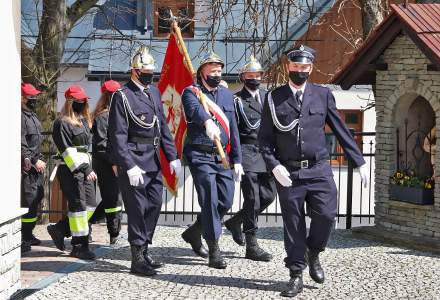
[375,34,440,239]
[0,0,26,298]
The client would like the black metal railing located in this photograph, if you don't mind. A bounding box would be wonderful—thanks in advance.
[37,131,375,229]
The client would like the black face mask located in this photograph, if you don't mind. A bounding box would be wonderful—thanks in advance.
[205,75,222,88]
[26,98,37,111]
[72,101,86,114]
[244,79,261,91]
[289,71,309,86]
[137,72,153,86]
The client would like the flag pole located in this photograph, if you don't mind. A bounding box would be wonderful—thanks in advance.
[171,20,230,169]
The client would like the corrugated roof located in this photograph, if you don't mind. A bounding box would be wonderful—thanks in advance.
[393,3,440,61]
[332,4,440,89]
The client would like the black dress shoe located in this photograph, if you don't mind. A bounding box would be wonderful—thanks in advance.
[224,217,244,246]
[181,224,209,258]
[306,249,325,284]
[280,272,303,297]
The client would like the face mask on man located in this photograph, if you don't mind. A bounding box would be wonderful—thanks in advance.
[137,71,153,86]
[244,78,261,91]
[26,97,37,111]
[289,71,309,86]
[205,75,222,88]
[72,101,86,114]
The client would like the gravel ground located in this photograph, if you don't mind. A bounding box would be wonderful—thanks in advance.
[27,226,440,300]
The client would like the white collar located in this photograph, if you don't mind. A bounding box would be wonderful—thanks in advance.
[132,78,148,92]
[245,86,258,98]
[288,81,306,96]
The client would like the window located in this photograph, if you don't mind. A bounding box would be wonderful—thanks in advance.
[153,1,194,38]
[325,110,363,166]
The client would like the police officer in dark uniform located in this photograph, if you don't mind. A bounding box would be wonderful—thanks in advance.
[224,56,276,262]
[180,52,243,269]
[108,45,181,276]
[89,80,123,245]
[258,45,369,297]
[21,83,46,253]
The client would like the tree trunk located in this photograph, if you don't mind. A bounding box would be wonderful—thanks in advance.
[360,0,385,39]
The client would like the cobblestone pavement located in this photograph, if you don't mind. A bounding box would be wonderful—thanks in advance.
[26,226,440,300]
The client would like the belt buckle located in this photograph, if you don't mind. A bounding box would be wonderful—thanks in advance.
[300,160,309,169]
[153,137,160,146]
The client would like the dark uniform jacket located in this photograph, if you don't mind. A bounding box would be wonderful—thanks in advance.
[52,117,93,175]
[21,109,44,166]
[181,83,241,164]
[108,80,177,172]
[258,83,365,179]
[234,87,267,172]
[92,111,113,164]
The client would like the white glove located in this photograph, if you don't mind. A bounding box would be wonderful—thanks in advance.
[272,164,292,187]
[233,163,245,182]
[358,163,369,188]
[127,166,146,187]
[204,119,221,141]
[23,158,32,171]
[170,159,182,176]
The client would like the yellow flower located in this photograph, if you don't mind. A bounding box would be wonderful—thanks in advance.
[396,172,403,179]
[425,183,432,189]
[404,176,410,180]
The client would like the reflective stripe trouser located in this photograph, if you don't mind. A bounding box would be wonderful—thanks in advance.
[57,165,96,246]
[89,154,122,237]
[21,168,44,239]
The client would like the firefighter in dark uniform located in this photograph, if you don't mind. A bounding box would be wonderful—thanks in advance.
[258,45,369,297]
[21,83,46,253]
[89,80,123,245]
[224,56,276,261]
[51,85,97,260]
[180,52,243,269]
[108,45,181,276]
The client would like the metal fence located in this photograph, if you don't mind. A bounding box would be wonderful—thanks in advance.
[38,131,375,229]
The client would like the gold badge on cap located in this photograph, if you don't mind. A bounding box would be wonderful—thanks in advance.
[140,115,146,121]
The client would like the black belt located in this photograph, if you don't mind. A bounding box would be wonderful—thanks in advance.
[128,136,160,146]
[191,144,225,154]
[240,137,258,145]
[284,159,322,169]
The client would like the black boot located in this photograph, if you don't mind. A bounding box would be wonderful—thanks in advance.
[70,244,96,260]
[88,223,93,243]
[143,244,164,269]
[224,214,244,246]
[47,224,66,251]
[130,245,157,276]
[306,249,325,283]
[21,241,31,254]
[280,271,304,297]
[181,220,208,258]
[245,232,272,262]
[206,240,227,269]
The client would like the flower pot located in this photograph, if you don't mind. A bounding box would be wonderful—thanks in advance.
[389,184,434,205]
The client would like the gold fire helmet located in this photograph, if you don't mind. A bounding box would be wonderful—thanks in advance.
[238,55,264,74]
[130,45,156,71]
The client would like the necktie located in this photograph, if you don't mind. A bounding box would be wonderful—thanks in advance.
[295,90,302,109]
[254,93,261,106]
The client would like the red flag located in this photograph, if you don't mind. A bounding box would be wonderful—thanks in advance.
[158,33,193,195]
